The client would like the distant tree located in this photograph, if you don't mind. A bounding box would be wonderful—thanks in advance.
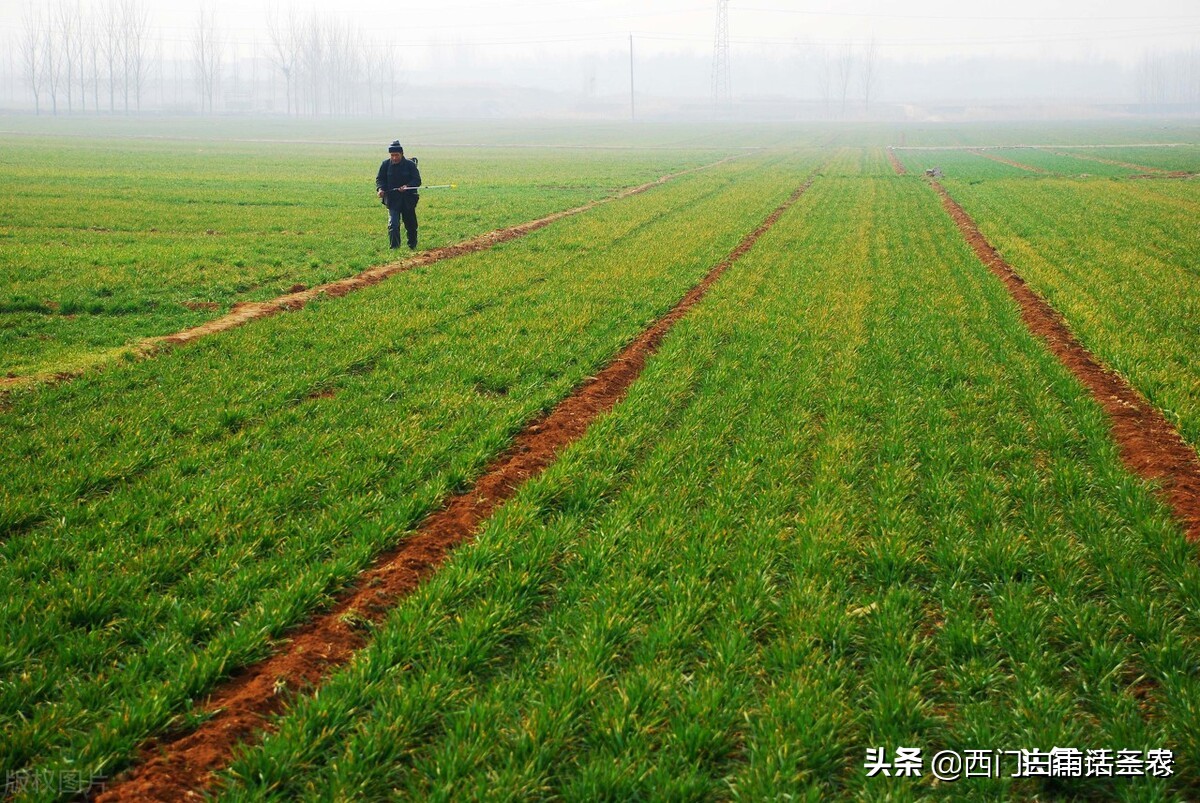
[836,44,854,115]
[20,5,46,114]
[121,0,151,111]
[86,12,102,111]
[816,48,833,117]
[101,0,122,111]
[859,38,878,111]
[378,44,401,116]
[193,6,221,114]
[1135,52,1167,105]
[297,17,325,115]
[54,0,80,113]
[267,5,300,116]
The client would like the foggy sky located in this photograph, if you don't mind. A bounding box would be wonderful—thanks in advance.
[2,0,1198,65]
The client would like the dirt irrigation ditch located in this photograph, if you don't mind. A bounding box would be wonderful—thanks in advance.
[92,172,821,803]
[930,178,1200,544]
[1,156,740,395]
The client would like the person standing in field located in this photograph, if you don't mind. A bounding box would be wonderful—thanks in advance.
[376,140,422,250]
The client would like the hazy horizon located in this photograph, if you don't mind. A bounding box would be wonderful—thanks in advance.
[2,0,1199,117]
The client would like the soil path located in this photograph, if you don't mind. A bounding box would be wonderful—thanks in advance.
[930,179,1200,543]
[92,171,821,803]
[968,149,1046,174]
[886,147,906,176]
[1,157,739,394]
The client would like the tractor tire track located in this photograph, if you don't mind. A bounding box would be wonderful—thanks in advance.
[0,157,740,395]
[92,169,822,803]
[929,178,1200,543]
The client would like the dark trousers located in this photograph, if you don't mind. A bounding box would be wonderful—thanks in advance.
[388,195,419,248]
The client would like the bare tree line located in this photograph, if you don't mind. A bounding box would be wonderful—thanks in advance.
[816,40,879,118]
[264,8,403,117]
[1136,48,1200,105]
[16,1,403,116]
[19,0,150,115]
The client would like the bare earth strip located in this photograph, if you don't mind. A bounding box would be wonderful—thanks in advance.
[930,179,1200,543]
[968,149,1046,174]
[92,172,820,803]
[0,157,738,394]
[886,147,906,175]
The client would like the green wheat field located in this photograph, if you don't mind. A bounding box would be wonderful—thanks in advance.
[3,116,1200,801]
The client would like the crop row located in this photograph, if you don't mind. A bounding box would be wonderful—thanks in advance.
[0,136,720,377]
[213,175,1200,800]
[895,146,1199,181]
[0,152,820,794]
[1079,145,1200,173]
[936,176,1200,453]
[989,148,1136,176]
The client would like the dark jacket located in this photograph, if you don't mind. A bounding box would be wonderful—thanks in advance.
[376,157,421,208]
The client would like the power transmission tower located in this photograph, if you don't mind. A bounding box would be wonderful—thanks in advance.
[711,0,731,106]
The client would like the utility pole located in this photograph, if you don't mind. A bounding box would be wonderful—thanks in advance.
[629,33,635,121]
[711,0,730,107]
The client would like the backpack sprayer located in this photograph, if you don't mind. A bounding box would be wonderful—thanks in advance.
[381,184,458,204]
[378,153,458,202]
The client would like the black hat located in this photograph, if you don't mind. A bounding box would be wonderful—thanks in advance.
[388,140,403,153]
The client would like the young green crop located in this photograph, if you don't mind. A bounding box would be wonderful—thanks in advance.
[0,132,720,377]
[891,149,1033,180]
[0,152,821,796]
[939,177,1200,452]
[1083,145,1200,173]
[1024,148,1148,177]
[980,148,1134,176]
[218,176,1199,800]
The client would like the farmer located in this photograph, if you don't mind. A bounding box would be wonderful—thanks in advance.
[376,140,422,249]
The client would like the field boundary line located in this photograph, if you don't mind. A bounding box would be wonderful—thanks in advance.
[0,130,767,151]
[891,143,1194,151]
[1040,147,1160,173]
[886,147,907,175]
[968,148,1046,174]
[0,155,742,395]
[929,178,1200,543]
[1037,148,1198,179]
[91,168,823,803]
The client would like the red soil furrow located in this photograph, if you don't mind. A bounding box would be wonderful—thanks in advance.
[1,157,739,394]
[969,149,1046,174]
[93,174,819,803]
[886,147,906,175]
[1128,171,1197,180]
[930,179,1200,543]
[156,164,722,348]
